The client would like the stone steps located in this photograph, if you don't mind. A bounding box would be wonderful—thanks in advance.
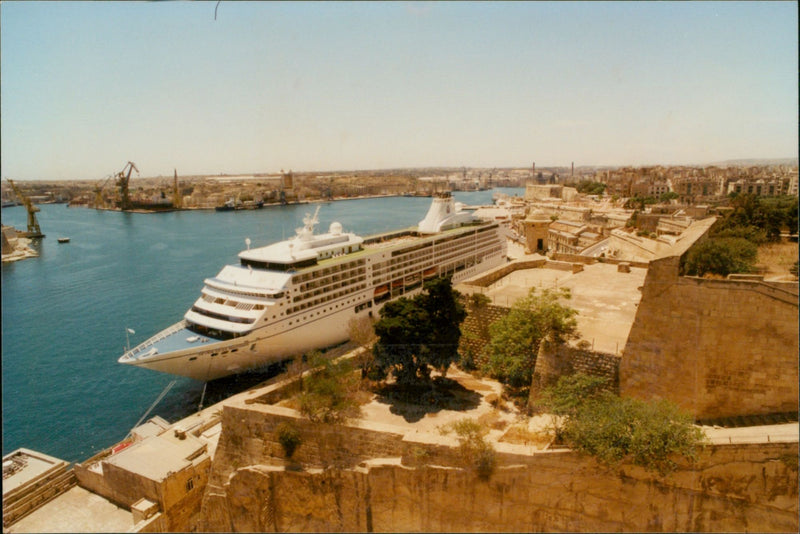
[697,411,798,429]
[2,467,77,527]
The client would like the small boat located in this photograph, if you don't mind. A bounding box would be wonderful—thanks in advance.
[57,237,70,243]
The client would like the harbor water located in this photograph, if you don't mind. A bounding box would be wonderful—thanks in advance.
[1,188,523,462]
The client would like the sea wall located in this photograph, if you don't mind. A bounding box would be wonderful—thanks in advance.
[202,439,798,532]
[620,255,799,420]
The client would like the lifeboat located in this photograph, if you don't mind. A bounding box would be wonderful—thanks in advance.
[391,279,404,289]
[422,267,437,279]
[373,284,389,298]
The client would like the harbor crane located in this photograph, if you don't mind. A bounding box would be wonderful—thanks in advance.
[6,179,44,238]
[92,174,114,209]
[115,161,139,211]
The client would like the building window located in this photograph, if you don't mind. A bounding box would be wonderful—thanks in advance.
[186,478,195,492]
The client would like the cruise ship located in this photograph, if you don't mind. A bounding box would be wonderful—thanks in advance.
[119,193,506,381]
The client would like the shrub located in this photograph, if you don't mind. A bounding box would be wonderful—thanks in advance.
[275,422,302,459]
[298,354,361,424]
[442,418,497,480]
[683,237,757,277]
[562,395,705,475]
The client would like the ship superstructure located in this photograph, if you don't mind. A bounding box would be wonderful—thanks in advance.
[118,193,506,381]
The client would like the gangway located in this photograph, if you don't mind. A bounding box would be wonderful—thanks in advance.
[6,179,44,238]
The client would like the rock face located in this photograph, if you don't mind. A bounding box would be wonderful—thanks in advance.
[202,441,798,532]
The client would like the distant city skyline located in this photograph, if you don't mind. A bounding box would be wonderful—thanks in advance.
[1,1,797,181]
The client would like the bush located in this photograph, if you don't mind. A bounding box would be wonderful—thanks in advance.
[562,395,705,475]
[275,422,302,459]
[298,354,361,424]
[683,237,757,276]
[442,418,497,480]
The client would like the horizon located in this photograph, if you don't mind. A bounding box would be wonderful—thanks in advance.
[1,1,797,181]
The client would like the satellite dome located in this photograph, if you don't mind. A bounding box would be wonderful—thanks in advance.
[329,222,343,235]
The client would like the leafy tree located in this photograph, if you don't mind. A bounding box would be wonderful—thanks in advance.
[562,395,705,475]
[347,315,383,380]
[417,277,466,377]
[683,237,757,276]
[298,353,361,423]
[482,288,578,389]
[373,297,431,385]
[538,373,609,418]
[659,191,679,203]
[714,194,798,243]
[440,418,496,479]
[373,277,466,385]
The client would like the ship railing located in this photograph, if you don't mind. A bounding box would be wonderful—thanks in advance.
[123,320,188,360]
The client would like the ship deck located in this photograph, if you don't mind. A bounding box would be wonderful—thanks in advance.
[123,325,217,362]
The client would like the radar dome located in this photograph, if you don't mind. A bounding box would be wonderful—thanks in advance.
[329,222,343,235]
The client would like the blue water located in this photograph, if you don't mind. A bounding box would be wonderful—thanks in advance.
[1,188,522,462]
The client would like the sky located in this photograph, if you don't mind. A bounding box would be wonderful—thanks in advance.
[1,1,797,181]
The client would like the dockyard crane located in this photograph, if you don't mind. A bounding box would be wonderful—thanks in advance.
[115,161,139,211]
[6,179,44,238]
[92,174,114,209]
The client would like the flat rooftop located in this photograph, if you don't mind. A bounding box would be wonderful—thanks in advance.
[3,449,68,496]
[5,486,132,533]
[464,261,647,355]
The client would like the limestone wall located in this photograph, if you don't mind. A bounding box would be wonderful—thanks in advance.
[458,302,509,367]
[531,340,620,399]
[203,441,798,532]
[621,256,799,420]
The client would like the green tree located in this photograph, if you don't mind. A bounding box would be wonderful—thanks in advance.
[683,237,757,276]
[482,288,578,389]
[562,395,705,475]
[373,297,431,385]
[373,277,466,385]
[417,277,466,377]
[659,191,679,203]
[441,418,496,480]
[538,373,609,418]
[298,353,361,424]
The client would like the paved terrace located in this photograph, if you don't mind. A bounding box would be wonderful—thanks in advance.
[460,259,647,355]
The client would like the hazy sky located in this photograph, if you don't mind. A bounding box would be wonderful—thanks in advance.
[1,1,797,181]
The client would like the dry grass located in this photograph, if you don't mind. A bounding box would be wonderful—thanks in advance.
[477,410,508,431]
[757,240,799,276]
[499,424,553,449]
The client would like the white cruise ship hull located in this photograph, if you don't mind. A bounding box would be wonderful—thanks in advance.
[120,255,503,381]
[119,194,506,381]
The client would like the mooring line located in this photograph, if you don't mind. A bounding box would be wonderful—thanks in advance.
[126,380,177,439]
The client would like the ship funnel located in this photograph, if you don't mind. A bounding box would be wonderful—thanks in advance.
[418,192,475,234]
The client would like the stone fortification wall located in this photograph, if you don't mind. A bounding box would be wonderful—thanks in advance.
[551,252,650,269]
[462,258,547,287]
[202,440,798,532]
[621,255,799,420]
[458,303,509,367]
[531,340,620,399]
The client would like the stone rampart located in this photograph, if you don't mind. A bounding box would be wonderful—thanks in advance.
[531,340,620,400]
[458,303,509,368]
[621,255,799,420]
[202,440,798,532]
